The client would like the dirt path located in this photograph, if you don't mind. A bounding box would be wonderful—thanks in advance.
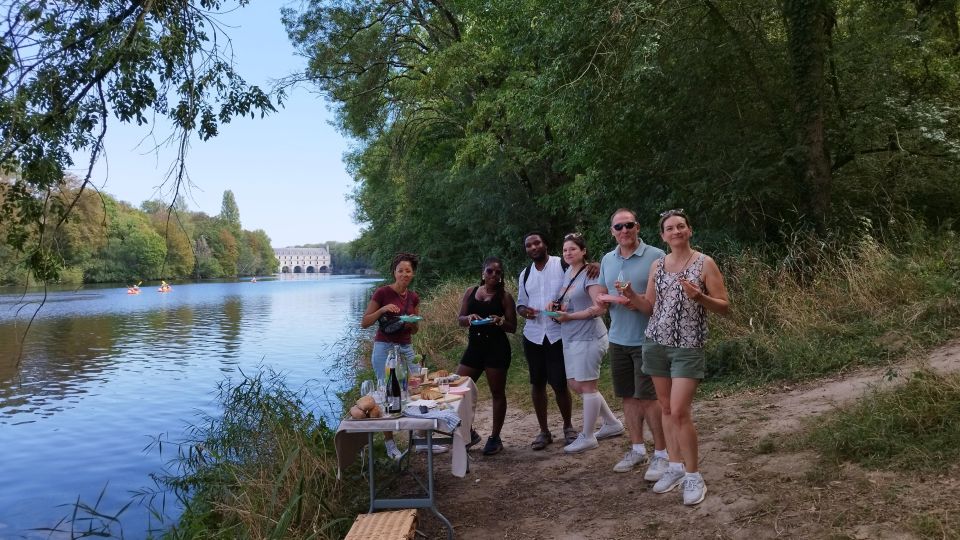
[402,340,960,539]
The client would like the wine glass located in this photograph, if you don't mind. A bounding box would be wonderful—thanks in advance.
[438,378,450,399]
[615,270,627,295]
[374,378,386,408]
[360,379,374,398]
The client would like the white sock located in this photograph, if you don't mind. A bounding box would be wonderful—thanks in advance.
[668,461,684,472]
[654,449,669,459]
[598,394,619,424]
[385,440,398,452]
[582,392,602,435]
[632,443,647,454]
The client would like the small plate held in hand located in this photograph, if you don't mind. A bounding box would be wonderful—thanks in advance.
[470,317,494,326]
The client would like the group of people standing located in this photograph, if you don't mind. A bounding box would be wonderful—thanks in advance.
[360,208,729,506]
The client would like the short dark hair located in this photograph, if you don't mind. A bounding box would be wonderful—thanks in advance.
[522,231,547,248]
[390,252,419,273]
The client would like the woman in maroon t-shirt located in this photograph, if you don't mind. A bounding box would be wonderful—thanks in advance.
[360,252,421,459]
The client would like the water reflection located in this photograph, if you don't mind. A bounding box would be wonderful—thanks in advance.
[0,275,379,537]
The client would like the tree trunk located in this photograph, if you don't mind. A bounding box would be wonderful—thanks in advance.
[783,0,836,231]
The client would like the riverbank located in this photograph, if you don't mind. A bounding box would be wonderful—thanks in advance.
[409,340,960,538]
[153,230,960,538]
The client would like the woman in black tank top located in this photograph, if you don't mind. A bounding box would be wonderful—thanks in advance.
[456,257,517,455]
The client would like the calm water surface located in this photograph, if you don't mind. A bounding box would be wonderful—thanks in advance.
[0,275,379,538]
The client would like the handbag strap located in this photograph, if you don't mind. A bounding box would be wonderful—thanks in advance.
[557,265,587,305]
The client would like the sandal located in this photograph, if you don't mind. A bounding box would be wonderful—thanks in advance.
[530,431,553,451]
[563,427,579,445]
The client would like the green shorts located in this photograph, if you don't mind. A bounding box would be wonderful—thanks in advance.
[609,343,657,400]
[641,341,705,380]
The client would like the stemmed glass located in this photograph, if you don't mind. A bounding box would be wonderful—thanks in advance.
[615,269,626,294]
[360,379,374,398]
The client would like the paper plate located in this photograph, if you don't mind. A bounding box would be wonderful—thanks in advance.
[448,385,471,394]
[597,293,630,305]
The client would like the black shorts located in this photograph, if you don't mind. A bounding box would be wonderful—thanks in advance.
[461,333,512,371]
[523,336,567,389]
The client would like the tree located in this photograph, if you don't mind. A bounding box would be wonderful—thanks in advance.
[0,1,275,283]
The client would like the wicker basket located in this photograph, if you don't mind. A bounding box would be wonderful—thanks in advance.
[344,509,418,540]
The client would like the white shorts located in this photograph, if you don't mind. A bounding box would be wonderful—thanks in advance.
[562,335,609,382]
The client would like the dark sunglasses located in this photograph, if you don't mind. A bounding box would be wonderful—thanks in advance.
[484,267,502,275]
[612,221,637,231]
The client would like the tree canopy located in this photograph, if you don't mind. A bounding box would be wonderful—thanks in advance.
[284,0,960,275]
[1,0,276,282]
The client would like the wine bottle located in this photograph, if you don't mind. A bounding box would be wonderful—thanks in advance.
[386,347,402,413]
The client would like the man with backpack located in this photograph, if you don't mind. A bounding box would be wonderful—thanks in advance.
[516,232,599,450]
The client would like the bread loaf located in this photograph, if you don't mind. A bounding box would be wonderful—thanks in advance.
[349,405,367,419]
[368,405,382,418]
[427,369,449,380]
[420,388,443,400]
[356,395,376,411]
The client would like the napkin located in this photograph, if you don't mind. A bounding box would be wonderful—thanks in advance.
[402,407,461,433]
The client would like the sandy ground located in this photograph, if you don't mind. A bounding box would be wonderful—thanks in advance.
[391,340,960,539]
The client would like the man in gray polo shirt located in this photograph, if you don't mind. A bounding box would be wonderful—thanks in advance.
[597,208,669,478]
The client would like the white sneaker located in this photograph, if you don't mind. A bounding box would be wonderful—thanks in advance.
[386,445,403,461]
[613,450,649,472]
[594,421,625,440]
[683,474,707,505]
[415,444,449,454]
[563,433,599,454]
[652,468,685,493]
[644,455,669,481]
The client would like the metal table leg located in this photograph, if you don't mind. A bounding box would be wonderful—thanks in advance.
[366,430,455,539]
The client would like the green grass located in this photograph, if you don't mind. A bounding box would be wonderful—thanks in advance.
[154,369,368,539]
[806,370,960,471]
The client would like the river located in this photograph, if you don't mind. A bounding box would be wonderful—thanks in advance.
[0,275,379,538]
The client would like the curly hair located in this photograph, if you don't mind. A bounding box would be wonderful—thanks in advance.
[390,252,419,273]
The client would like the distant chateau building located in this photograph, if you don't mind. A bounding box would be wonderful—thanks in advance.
[275,247,332,274]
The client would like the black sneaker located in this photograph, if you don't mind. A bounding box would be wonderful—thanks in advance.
[466,429,482,449]
[482,435,503,456]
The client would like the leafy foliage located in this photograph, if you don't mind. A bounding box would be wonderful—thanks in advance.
[285,0,960,273]
[0,0,276,283]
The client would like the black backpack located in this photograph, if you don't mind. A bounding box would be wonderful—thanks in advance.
[521,258,570,297]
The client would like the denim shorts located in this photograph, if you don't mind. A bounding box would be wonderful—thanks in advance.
[641,341,705,380]
[372,341,415,380]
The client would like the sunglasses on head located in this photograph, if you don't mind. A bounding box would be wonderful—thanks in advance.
[563,232,583,240]
[659,208,685,218]
[612,221,637,231]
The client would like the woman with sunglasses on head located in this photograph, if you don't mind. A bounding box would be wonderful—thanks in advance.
[456,256,517,456]
[360,252,422,460]
[622,209,729,506]
[551,233,621,454]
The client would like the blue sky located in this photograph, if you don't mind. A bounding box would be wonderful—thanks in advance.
[69,2,361,248]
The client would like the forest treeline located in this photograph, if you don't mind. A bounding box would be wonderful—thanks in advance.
[284,0,960,276]
[0,182,276,285]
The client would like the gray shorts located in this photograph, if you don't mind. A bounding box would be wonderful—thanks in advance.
[562,335,609,382]
[609,342,657,400]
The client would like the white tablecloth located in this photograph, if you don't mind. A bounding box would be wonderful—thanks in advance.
[335,378,477,477]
